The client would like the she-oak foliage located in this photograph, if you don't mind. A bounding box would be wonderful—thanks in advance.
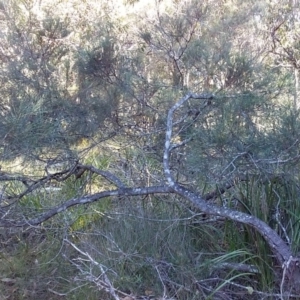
[1,0,300,298]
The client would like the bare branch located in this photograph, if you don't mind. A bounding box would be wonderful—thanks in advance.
[75,164,126,188]
[0,186,173,227]
[64,239,121,300]
[163,92,214,187]
[1,91,298,292]
[163,93,294,269]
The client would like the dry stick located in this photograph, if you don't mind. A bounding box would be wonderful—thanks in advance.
[163,92,292,267]
[64,239,121,300]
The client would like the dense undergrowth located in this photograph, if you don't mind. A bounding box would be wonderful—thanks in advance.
[1,160,300,299]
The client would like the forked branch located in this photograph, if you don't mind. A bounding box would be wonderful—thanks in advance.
[163,92,298,292]
[0,92,298,293]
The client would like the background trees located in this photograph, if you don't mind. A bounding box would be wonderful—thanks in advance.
[1,0,300,299]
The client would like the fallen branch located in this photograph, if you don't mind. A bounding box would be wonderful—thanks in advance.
[0,92,299,292]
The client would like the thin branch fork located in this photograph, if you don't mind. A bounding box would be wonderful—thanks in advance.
[0,92,299,291]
